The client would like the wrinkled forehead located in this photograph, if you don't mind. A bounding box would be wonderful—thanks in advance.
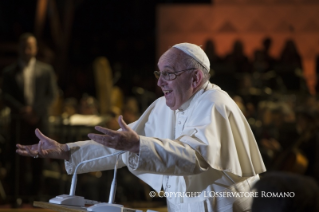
[158,47,185,70]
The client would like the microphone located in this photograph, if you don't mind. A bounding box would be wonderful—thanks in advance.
[107,152,121,204]
[86,152,142,212]
[49,150,126,207]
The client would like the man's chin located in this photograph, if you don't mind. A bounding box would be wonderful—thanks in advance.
[165,102,178,111]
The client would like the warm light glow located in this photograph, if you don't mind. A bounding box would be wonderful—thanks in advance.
[157,3,319,94]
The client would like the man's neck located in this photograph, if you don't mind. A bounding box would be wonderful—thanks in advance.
[178,81,209,111]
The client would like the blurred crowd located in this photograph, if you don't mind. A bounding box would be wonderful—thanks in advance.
[0,35,319,208]
[204,38,319,183]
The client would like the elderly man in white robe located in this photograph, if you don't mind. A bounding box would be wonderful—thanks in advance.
[16,43,266,212]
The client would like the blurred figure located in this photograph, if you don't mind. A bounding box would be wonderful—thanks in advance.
[252,172,319,212]
[1,33,58,204]
[79,94,99,115]
[252,38,275,74]
[279,40,302,69]
[252,50,269,74]
[252,38,278,91]
[122,97,139,124]
[204,39,222,66]
[207,40,238,95]
[276,39,307,93]
[62,97,78,117]
[225,40,252,73]
[93,57,113,115]
[261,37,276,71]
[93,56,124,116]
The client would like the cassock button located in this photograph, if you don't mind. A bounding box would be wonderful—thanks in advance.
[178,121,181,124]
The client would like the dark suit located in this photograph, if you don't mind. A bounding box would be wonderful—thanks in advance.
[2,60,58,198]
[2,60,58,129]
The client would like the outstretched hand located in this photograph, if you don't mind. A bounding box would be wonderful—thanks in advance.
[16,128,70,160]
[88,115,140,153]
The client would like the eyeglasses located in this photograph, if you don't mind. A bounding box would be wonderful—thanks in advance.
[154,68,196,81]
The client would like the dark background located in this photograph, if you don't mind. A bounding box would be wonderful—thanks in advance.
[0,0,211,100]
[0,0,212,206]
[1,0,319,209]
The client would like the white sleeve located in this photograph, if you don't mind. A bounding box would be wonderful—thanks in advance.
[126,135,209,175]
[64,140,126,175]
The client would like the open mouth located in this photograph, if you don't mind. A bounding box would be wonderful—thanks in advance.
[163,90,172,96]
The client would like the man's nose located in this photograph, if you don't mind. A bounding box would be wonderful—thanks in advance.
[157,74,166,87]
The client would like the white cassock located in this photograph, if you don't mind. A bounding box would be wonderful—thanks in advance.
[65,82,266,212]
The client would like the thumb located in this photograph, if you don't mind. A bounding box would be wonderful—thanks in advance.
[35,128,49,141]
[118,115,130,131]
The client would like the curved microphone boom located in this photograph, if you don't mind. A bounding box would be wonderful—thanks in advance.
[49,150,126,207]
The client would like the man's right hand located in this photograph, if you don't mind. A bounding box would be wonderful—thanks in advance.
[16,128,70,160]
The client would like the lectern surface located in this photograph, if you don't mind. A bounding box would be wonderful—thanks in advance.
[32,201,168,212]
[34,201,87,212]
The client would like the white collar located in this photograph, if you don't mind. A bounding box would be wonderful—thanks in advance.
[177,81,209,111]
[19,57,36,68]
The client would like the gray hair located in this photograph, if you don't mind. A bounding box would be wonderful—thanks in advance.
[182,55,210,82]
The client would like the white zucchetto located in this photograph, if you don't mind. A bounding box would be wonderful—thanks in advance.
[173,43,210,71]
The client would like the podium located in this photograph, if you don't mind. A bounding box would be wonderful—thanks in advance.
[32,153,168,212]
[33,201,168,212]
[34,201,87,212]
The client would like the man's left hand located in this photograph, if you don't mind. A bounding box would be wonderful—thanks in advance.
[88,115,140,154]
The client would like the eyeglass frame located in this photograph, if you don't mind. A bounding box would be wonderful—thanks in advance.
[154,68,196,81]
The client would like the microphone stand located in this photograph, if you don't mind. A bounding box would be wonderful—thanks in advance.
[108,153,120,204]
[49,150,144,212]
[49,151,125,207]
[86,153,128,212]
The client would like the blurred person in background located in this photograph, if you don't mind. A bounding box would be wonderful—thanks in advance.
[225,40,252,74]
[1,33,58,204]
[276,39,308,93]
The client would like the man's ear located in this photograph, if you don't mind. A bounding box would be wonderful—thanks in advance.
[192,69,203,89]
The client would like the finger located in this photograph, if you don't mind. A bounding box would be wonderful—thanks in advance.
[25,146,38,157]
[16,144,37,152]
[95,126,117,136]
[16,149,34,157]
[16,144,27,150]
[35,128,50,141]
[38,140,45,156]
[88,133,114,146]
[118,115,130,131]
